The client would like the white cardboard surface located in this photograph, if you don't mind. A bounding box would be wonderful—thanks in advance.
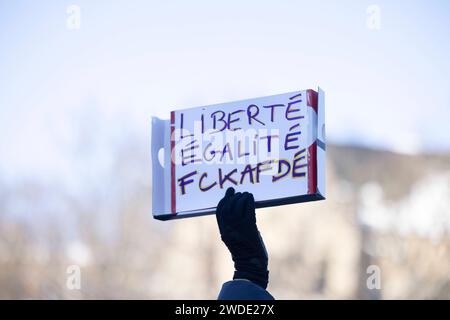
[151,88,325,220]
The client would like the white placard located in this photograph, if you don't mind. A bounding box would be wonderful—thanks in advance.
[152,88,325,220]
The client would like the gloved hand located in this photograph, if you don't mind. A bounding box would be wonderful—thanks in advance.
[216,187,269,289]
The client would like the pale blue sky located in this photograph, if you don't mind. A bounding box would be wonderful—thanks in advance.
[1,0,449,185]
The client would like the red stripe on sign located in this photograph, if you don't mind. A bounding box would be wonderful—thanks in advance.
[307,141,317,194]
[306,88,318,194]
[170,111,176,214]
[306,89,318,113]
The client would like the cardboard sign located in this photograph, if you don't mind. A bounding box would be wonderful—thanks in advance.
[152,88,325,220]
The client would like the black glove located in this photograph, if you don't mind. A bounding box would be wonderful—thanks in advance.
[216,187,269,289]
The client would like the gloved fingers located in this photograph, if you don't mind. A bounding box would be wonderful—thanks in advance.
[225,187,236,198]
[222,192,243,223]
[247,193,255,209]
[235,192,250,219]
[216,187,235,219]
[220,191,240,222]
[217,187,235,212]
[228,192,243,216]
[246,193,256,220]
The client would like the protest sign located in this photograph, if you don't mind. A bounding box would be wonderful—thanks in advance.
[151,88,325,220]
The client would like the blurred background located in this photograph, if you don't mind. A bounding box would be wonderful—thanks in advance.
[0,0,449,299]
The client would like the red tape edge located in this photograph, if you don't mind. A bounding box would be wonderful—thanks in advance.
[306,89,318,194]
